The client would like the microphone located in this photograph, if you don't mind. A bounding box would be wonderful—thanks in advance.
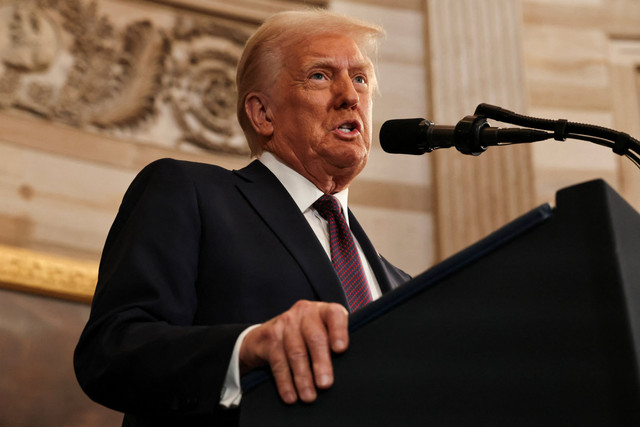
[380,115,550,156]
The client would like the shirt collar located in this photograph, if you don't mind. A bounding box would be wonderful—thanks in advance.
[259,151,350,216]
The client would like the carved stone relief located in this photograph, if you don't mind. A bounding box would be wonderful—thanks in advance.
[0,0,253,155]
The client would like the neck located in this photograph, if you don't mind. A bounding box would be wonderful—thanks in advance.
[266,150,362,194]
[302,169,355,194]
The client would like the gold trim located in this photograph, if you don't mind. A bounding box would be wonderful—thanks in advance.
[0,244,97,303]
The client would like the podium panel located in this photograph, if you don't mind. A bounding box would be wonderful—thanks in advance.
[241,180,640,425]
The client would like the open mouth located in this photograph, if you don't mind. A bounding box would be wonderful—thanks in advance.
[335,121,360,135]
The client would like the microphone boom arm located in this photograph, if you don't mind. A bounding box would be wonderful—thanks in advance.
[473,103,640,167]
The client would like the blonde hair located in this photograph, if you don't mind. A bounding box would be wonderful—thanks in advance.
[236,9,385,157]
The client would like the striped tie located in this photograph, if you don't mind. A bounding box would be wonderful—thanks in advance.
[313,195,373,312]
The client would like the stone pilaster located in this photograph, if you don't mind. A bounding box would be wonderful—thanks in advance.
[424,0,535,259]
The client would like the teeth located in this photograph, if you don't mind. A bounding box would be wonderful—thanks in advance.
[338,124,354,131]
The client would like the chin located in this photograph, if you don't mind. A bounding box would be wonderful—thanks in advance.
[331,150,368,171]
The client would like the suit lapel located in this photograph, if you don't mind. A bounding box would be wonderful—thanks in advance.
[234,161,348,306]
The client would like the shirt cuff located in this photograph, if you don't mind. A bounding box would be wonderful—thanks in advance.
[219,324,261,408]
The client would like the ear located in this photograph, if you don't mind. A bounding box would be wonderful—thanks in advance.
[244,93,274,138]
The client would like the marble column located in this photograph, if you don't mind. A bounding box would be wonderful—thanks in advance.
[424,0,535,259]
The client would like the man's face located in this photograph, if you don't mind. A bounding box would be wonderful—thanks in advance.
[263,33,375,190]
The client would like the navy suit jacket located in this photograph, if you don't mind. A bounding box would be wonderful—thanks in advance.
[74,158,410,426]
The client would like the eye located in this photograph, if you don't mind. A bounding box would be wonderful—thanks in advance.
[353,75,367,85]
[310,72,326,80]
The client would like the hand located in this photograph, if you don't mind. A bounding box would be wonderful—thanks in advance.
[239,300,349,404]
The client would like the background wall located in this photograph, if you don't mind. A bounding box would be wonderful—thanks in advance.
[522,0,640,208]
[0,0,638,424]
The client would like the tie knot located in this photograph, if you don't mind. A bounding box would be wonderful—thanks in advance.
[313,195,342,221]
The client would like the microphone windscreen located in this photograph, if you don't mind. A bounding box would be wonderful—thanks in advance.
[379,118,426,155]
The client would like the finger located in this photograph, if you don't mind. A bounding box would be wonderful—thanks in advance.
[322,303,350,354]
[301,311,334,390]
[241,322,298,404]
[269,344,298,405]
[283,319,317,403]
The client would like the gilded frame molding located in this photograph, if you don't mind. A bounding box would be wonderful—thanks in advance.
[0,244,97,303]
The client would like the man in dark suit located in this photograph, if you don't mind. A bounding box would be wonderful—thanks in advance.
[74,9,410,425]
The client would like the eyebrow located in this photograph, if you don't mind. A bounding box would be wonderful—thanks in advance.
[303,57,374,75]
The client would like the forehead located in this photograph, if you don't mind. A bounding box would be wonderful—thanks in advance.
[281,33,373,72]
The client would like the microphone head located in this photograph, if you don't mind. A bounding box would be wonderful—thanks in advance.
[379,118,428,155]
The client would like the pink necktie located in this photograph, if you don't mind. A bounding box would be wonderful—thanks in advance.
[313,195,373,312]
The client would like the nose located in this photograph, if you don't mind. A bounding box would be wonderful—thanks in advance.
[333,72,359,110]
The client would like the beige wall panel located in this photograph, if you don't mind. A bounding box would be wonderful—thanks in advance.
[523,26,611,110]
[0,112,251,172]
[374,63,429,127]
[528,85,612,111]
[352,205,434,275]
[361,150,431,186]
[529,107,616,169]
[609,39,640,210]
[0,144,135,259]
[522,0,640,213]
[523,0,604,27]
[532,138,618,206]
[523,27,608,84]
[523,0,640,36]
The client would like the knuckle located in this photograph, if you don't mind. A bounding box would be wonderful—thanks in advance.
[260,322,280,344]
[269,356,289,373]
[306,332,328,348]
[275,312,299,332]
[329,302,348,316]
[287,346,308,362]
[292,299,313,313]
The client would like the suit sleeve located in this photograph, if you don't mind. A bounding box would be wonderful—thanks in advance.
[74,159,249,417]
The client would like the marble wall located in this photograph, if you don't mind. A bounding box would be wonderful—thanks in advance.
[522,0,640,208]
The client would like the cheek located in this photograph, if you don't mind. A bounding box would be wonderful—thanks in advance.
[286,97,326,127]
[362,110,373,137]
[361,97,373,120]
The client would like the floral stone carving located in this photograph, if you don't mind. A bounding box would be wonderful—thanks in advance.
[0,0,252,155]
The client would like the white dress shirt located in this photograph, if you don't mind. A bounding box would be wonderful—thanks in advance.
[219,151,381,408]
